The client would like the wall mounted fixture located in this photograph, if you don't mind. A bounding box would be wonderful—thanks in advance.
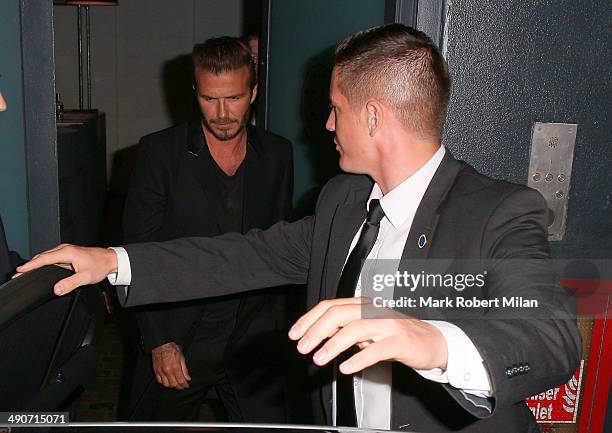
[55,0,118,109]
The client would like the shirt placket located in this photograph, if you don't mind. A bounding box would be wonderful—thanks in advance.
[354,218,390,427]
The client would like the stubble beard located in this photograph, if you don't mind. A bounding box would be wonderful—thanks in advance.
[202,107,250,142]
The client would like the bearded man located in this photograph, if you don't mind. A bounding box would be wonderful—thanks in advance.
[122,37,293,422]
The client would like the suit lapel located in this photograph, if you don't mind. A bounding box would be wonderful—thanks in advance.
[185,121,225,232]
[323,181,371,300]
[399,151,464,264]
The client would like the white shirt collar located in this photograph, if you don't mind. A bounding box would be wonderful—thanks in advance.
[368,145,446,229]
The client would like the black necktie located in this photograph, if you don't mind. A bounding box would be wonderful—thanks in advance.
[336,199,385,427]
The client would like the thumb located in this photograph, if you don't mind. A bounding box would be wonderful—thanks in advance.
[54,272,91,296]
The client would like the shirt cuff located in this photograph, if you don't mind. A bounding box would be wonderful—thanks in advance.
[416,320,492,398]
[107,247,132,286]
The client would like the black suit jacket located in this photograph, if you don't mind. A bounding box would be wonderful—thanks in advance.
[119,151,580,432]
[122,120,293,420]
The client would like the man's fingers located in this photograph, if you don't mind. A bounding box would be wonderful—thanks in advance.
[173,371,189,390]
[312,320,374,366]
[168,372,182,390]
[159,357,189,390]
[153,365,171,388]
[289,297,365,341]
[339,338,392,375]
[17,247,75,274]
[171,358,189,389]
[156,366,171,388]
[288,301,331,340]
[161,374,170,388]
[162,365,179,389]
[54,272,90,296]
[296,303,363,355]
[180,357,192,382]
[153,366,164,385]
[171,368,189,390]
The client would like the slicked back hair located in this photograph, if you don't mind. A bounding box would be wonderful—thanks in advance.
[192,36,257,89]
[334,24,451,140]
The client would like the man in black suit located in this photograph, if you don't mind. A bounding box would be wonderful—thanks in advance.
[20,24,580,432]
[122,37,293,421]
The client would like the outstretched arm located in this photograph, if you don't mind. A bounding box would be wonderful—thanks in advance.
[15,216,315,303]
[121,217,313,306]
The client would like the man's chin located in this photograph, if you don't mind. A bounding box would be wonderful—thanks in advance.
[211,126,241,141]
[338,157,352,173]
[338,157,366,175]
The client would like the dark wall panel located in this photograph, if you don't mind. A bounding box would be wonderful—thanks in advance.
[0,0,30,257]
[21,0,61,254]
[266,0,387,214]
[442,0,611,258]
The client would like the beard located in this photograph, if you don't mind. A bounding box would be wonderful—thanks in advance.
[201,108,250,141]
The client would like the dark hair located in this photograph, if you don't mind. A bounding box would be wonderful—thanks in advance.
[334,24,451,140]
[192,36,257,89]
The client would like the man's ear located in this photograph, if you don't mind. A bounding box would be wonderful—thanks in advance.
[250,84,258,104]
[365,100,383,137]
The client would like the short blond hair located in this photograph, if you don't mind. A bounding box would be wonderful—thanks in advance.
[334,24,451,139]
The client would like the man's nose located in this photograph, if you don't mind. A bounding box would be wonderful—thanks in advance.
[218,100,227,118]
[325,108,335,132]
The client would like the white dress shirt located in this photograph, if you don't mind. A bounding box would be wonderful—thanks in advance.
[335,145,491,429]
[108,145,492,430]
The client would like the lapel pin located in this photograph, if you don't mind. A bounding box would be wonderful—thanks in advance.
[418,234,427,249]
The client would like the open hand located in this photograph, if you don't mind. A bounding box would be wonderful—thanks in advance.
[14,244,118,296]
[288,297,448,374]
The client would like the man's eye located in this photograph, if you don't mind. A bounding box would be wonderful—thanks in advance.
[229,96,241,101]
[202,97,213,102]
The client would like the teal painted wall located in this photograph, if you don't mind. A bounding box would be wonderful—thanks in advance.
[267,0,386,215]
[0,0,30,257]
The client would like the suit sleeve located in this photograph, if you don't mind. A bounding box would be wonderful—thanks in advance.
[444,188,581,418]
[123,138,202,351]
[118,216,314,307]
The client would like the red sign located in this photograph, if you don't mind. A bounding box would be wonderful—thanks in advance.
[526,360,584,423]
